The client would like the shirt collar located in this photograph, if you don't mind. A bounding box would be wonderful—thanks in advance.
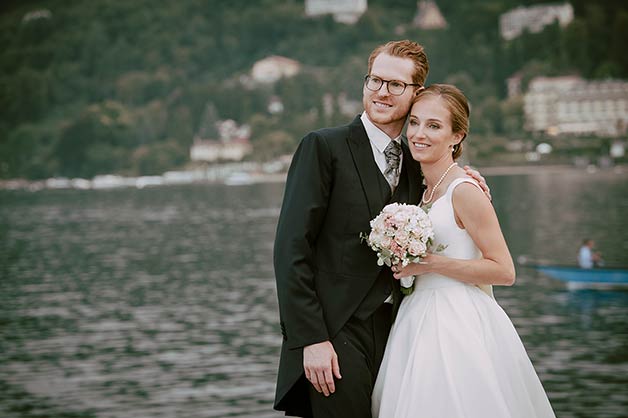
[361,111,402,153]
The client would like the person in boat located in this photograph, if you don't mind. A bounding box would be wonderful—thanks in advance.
[578,238,603,269]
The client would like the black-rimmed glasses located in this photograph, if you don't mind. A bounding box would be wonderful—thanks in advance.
[364,75,421,96]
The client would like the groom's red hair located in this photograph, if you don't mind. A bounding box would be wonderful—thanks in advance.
[367,40,430,86]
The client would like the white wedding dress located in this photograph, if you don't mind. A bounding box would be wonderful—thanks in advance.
[372,178,555,418]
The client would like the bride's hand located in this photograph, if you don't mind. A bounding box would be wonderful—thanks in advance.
[392,254,438,278]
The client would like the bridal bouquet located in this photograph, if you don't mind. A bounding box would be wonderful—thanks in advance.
[361,203,442,295]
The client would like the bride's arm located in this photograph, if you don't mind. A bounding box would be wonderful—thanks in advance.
[395,182,515,286]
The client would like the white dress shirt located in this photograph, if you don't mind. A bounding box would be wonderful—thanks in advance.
[361,112,403,189]
[361,112,403,303]
[578,246,593,269]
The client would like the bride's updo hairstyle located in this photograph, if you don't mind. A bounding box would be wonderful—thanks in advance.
[413,84,470,160]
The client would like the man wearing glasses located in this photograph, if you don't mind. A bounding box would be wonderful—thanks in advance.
[274,40,487,418]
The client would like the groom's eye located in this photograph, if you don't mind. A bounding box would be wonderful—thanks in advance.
[390,81,404,89]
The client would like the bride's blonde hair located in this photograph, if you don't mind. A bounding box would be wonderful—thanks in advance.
[413,84,470,160]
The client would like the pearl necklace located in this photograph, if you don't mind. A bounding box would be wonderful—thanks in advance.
[421,162,458,205]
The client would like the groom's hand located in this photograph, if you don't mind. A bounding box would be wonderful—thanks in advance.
[463,165,492,201]
[303,340,342,397]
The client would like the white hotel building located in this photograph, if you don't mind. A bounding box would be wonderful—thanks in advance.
[305,0,367,24]
[499,2,574,41]
[523,76,628,137]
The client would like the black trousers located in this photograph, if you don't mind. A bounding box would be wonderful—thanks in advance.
[308,303,393,418]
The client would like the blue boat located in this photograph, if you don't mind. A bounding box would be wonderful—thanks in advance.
[530,264,628,290]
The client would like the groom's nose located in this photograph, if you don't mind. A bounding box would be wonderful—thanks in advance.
[377,83,392,98]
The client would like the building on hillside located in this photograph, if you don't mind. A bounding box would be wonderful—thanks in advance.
[267,96,284,114]
[322,92,362,119]
[22,9,52,23]
[190,119,252,163]
[305,0,367,24]
[337,92,362,117]
[190,139,252,163]
[506,72,523,98]
[251,55,301,84]
[413,0,447,30]
[523,76,628,137]
[499,2,573,41]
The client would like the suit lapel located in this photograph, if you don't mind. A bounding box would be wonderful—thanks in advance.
[347,116,387,219]
[399,137,423,205]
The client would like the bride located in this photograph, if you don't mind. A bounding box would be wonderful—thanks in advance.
[371,84,555,418]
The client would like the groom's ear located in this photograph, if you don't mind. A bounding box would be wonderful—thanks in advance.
[415,86,425,96]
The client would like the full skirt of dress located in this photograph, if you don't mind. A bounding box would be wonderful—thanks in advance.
[372,276,556,418]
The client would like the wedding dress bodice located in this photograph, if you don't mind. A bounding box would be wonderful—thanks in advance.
[415,177,491,296]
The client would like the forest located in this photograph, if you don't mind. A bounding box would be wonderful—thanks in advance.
[1,0,626,179]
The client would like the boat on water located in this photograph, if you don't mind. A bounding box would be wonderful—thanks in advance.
[519,258,628,290]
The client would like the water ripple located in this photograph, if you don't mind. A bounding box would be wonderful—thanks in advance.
[1,179,627,417]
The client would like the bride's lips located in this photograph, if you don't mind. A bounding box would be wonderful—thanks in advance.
[411,142,430,149]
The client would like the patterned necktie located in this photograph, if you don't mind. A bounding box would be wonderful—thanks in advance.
[383,140,402,189]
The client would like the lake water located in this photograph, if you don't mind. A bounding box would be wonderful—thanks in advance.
[1,169,627,418]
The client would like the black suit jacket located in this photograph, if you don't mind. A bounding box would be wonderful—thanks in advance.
[273,115,423,416]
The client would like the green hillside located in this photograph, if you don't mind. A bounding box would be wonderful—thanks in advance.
[1,0,626,179]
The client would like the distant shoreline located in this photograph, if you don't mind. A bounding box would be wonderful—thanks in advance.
[471,164,627,176]
[1,164,626,191]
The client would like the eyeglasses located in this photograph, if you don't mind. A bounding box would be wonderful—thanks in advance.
[364,75,421,96]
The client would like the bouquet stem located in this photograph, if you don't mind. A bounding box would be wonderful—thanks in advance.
[400,275,415,295]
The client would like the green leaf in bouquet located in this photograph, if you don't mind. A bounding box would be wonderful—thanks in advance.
[435,244,448,252]
[380,248,393,259]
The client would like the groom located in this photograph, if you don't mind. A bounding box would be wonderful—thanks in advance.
[274,40,485,418]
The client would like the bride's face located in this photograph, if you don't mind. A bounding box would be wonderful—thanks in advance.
[406,95,463,164]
